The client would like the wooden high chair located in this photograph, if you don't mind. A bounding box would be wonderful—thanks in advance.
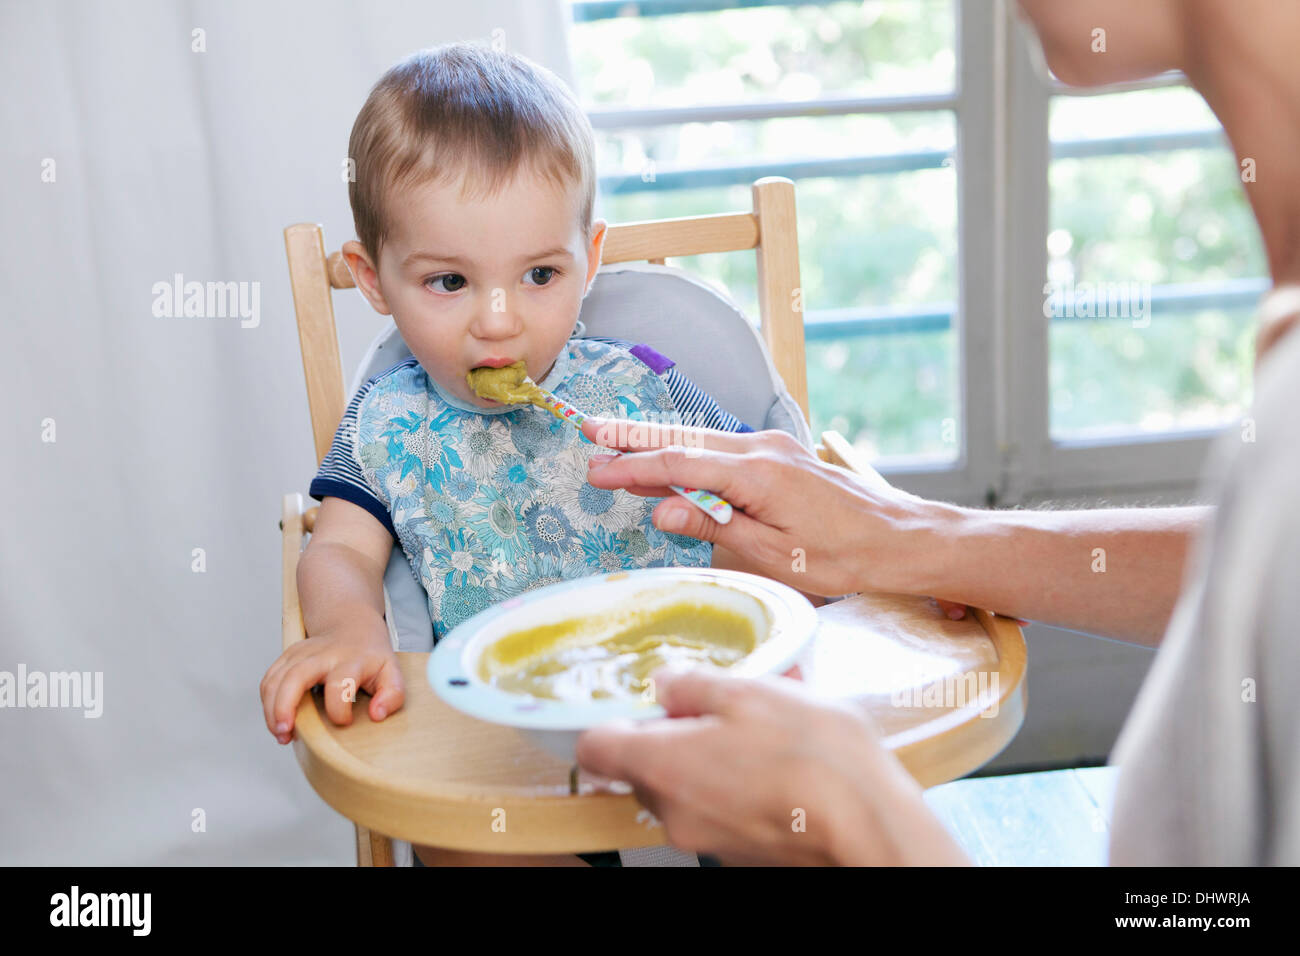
[280,176,1027,866]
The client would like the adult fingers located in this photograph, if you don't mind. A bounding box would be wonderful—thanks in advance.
[586,446,759,511]
[648,495,782,554]
[656,668,831,726]
[586,446,745,497]
[651,666,755,719]
[576,718,683,793]
[582,416,758,455]
[651,498,804,591]
[585,455,676,499]
[935,598,968,621]
[933,599,1028,627]
[586,465,736,505]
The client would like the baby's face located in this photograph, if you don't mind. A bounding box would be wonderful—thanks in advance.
[347,170,604,409]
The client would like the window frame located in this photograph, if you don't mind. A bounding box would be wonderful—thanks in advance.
[567,0,1254,507]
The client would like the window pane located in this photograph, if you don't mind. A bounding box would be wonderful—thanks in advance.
[809,330,956,459]
[571,0,955,108]
[1046,87,1266,438]
[595,154,957,459]
[595,163,956,315]
[571,1,959,461]
[1050,306,1255,438]
[595,110,953,181]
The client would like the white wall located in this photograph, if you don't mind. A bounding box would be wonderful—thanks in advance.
[0,0,572,865]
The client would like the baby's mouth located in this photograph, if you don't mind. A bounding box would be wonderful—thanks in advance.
[468,359,522,403]
[467,361,540,405]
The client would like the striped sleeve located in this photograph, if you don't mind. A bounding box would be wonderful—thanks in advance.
[307,364,409,541]
[660,365,754,434]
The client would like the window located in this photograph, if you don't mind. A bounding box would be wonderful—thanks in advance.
[570,0,960,463]
[566,2,1265,504]
[1046,85,1263,438]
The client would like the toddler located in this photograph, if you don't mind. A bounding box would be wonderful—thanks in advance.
[261,43,765,866]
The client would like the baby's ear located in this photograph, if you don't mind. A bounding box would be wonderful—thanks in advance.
[341,240,392,316]
[582,220,608,295]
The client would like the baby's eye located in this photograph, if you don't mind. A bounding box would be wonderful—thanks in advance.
[426,273,466,293]
[524,266,556,286]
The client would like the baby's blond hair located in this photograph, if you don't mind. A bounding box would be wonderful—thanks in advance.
[347,43,597,261]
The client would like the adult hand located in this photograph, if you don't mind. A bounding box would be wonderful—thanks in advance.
[581,418,962,600]
[576,666,970,865]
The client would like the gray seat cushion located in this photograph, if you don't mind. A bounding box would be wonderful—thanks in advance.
[339,263,810,654]
[576,263,811,443]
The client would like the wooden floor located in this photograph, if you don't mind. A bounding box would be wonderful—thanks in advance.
[924,766,1118,866]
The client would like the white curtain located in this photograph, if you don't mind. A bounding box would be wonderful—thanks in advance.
[0,0,574,864]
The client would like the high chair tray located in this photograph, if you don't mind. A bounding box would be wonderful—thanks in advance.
[282,494,1026,854]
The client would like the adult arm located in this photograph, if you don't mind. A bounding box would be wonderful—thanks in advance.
[582,420,1208,646]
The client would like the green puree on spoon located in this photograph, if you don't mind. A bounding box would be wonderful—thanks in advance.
[466,361,546,405]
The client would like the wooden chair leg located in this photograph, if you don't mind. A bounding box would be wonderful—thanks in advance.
[355,823,396,867]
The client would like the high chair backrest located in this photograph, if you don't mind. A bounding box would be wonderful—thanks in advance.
[284,177,810,470]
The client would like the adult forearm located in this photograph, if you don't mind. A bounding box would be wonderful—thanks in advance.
[904,503,1211,646]
[580,422,1209,645]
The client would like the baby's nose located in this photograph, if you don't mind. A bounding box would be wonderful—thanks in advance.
[472,290,523,337]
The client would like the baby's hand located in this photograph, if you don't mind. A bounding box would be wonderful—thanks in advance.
[259,620,404,744]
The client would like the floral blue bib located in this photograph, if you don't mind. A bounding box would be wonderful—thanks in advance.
[353,338,712,636]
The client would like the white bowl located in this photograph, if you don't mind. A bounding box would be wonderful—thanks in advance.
[427,568,818,761]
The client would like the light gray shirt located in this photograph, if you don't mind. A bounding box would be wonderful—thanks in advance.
[1109,324,1300,865]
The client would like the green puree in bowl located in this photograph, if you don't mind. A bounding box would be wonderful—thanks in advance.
[478,602,760,702]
